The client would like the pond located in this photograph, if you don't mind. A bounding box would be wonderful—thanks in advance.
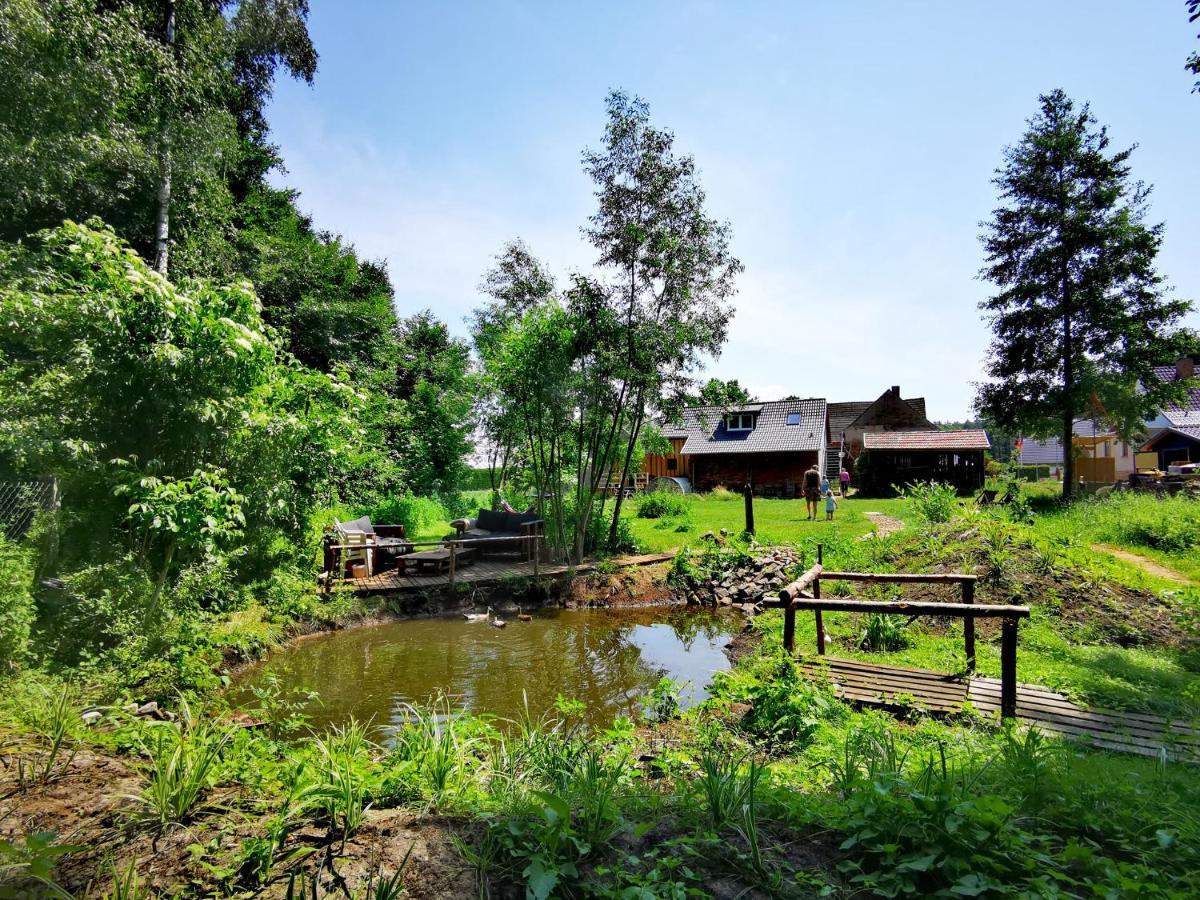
[229,607,742,733]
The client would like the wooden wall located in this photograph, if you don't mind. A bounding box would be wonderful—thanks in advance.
[642,438,690,479]
[692,451,818,496]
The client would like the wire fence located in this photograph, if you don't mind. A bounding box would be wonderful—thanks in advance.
[0,480,58,541]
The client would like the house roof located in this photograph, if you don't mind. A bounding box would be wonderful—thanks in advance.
[827,394,930,438]
[668,399,827,455]
[1019,438,1064,465]
[1149,365,1200,429]
[864,429,991,452]
[1143,425,1200,448]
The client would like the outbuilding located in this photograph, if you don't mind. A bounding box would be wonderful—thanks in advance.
[857,430,990,495]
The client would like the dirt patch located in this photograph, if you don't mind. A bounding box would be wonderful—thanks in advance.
[862,512,904,537]
[0,741,476,898]
[1090,544,1195,585]
[560,561,679,608]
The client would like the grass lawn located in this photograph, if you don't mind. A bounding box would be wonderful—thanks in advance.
[624,491,910,552]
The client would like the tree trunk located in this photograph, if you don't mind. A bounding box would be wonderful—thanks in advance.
[153,0,175,275]
[607,396,645,550]
[1060,273,1075,500]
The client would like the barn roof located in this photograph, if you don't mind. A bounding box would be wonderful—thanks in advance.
[864,430,990,451]
[666,398,827,455]
[827,394,930,437]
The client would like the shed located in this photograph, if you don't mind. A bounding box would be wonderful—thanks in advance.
[859,430,990,495]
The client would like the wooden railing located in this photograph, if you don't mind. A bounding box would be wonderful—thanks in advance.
[766,545,1030,718]
[320,533,545,592]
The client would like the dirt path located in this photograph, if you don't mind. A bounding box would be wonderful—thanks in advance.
[1090,544,1195,585]
[863,512,904,537]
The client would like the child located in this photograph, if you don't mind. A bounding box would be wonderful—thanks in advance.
[824,488,838,520]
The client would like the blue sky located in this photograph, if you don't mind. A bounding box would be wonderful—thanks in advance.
[266,1,1200,420]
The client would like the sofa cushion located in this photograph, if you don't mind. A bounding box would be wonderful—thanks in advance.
[476,507,507,532]
[338,515,374,536]
[503,511,538,531]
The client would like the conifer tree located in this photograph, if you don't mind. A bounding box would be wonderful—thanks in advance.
[976,90,1195,497]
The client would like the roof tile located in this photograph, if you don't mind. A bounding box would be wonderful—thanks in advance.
[864,430,990,451]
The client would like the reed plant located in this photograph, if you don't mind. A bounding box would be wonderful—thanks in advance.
[133,700,231,829]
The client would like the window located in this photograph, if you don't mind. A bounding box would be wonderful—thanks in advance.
[727,413,755,431]
[666,458,677,471]
[786,412,801,425]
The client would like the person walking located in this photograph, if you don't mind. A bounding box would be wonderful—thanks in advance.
[839,467,851,497]
[803,463,822,520]
[825,488,838,521]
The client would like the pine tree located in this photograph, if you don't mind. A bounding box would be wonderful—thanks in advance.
[976,90,1195,498]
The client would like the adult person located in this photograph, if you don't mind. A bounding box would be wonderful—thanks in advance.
[802,463,822,520]
[839,467,851,497]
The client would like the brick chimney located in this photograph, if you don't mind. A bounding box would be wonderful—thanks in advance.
[1178,356,1196,381]
[890,385,901,396]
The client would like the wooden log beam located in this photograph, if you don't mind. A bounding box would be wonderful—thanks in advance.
[820,571,977,584]
[787,598,1029,618]
[1000,617,1019,719]
[778,564,824,602]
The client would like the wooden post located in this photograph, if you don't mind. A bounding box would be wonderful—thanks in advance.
[814,543,825,655]
[1000,617,1018,719]
[962,579,975,672]
[533,534,540,578]
[448,541,457,588]
[783,604,796,654]
[743,482,755,535]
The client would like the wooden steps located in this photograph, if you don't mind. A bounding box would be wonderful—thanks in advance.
[798,656,1200,760]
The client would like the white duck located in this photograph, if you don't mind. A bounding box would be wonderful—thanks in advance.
[489,609,507,628]
[463,606,491,623]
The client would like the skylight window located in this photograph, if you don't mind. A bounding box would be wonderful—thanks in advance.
[786,412,802,425]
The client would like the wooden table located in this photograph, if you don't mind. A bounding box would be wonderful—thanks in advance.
[400,546,476,575]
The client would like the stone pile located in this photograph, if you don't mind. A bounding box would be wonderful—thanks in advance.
[682,546,802,616]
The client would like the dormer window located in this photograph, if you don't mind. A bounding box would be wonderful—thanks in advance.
[786,412,801,426]
[727,413,755,431]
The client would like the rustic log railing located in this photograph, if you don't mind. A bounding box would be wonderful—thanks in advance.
[765,545,1030,718]
[321,533,545,593]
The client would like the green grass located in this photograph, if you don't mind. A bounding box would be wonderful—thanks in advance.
[624,492,910,552]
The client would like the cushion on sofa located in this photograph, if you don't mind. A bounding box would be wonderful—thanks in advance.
[476,507,508,532]
[503,511,540,531]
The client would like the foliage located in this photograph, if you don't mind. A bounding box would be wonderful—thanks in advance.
[858,613,911,652]
[134,702,232,829]
[366,495,451,541]
[0,536,36,669]
[4,682,80,787]
[0,831,78,899]
[640,677,683,723]
[975,89,1197,497]
[898,481,959,524]
[634,492,689,520]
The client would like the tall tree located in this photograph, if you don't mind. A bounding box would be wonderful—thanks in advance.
[582,91,742,545]
[976,90,1195,497]
[1188,1,1200,92]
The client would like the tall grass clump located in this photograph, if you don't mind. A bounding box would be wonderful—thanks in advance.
[1059,491,1200,554]
[6,682,81,786]
[311,719,376,840]
[134,701,231,828]
[0,536,36,670]
[898,481,959,524]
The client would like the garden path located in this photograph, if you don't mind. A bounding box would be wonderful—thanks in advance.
[1090,544,1195,585]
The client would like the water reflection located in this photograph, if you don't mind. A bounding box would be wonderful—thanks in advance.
[230,607,739,732]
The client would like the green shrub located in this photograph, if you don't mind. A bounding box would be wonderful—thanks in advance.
[708,485,738,501]
[899,481,959,524]
[858,613,910,652]
[367,495,450,538]
[0,538,35,669]
[635,492,689,519]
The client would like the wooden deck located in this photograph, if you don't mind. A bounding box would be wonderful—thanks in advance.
[798,656,1200,760]
[337,552,676,595]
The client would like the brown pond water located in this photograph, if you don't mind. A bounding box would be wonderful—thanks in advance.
[229,607,742,733]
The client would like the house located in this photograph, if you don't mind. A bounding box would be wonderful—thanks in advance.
[857,430,990,494]
[826,386,933,479]
[644,399,828,496]
[1019,421,1137,482]
[1141,356,1200,470]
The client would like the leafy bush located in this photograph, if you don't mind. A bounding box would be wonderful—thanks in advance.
[368,494,450,539]
[635,492,689,519]
[899,481,959,524]
[0,537,35,669]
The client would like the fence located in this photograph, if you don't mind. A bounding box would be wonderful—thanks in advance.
[0,480,59,541]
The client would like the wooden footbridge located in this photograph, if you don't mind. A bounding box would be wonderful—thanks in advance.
[770,548,1200,760]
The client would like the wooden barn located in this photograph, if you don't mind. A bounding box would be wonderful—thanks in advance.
[857,430,990,495]
[643,399,828,496]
